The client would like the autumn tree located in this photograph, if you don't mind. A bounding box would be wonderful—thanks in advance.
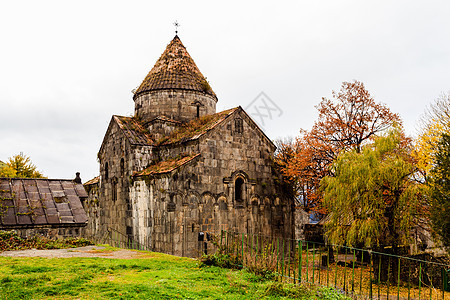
[414,92,450,175]
[277,80,401,213]
[0,153,45,178]
[321,128,425,249]
[429,134,450,250]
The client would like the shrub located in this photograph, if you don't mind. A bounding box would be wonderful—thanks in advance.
[0,230,94,251]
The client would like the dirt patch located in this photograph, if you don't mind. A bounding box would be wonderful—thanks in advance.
[0,246,150,259]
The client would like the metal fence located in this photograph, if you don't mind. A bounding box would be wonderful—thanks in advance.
[86,227,149,251]
[84,228,450,299]
[218,230,450,300]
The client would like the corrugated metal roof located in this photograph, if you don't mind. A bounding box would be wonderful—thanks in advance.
[0,178,88,228]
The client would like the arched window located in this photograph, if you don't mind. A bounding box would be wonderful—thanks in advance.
[120,158,125,176]
[104,162,109,181]
[235,177,244,202]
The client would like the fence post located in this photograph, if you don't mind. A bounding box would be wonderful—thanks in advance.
[343,246,347,292]
[387,256,391,300]
[306,241,309,283]
[281,239,285,282]
[352,248,356,293]
[327,245,330,288]
[419,262,422,300]
[378,255,381,300]
[312,243,316,284]
[397,257,400,300]
[359,250,363,296]
[241,234,244,267]
[298,240,302,284]
[277,237,279,278]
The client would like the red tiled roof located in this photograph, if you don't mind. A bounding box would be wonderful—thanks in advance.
[0,178,88,228]
[157,107,238,145]
[136,153,200,176]
[114,116,153,145]
[135,35,216,99]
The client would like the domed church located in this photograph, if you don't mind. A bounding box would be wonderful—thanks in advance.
[84,35,294,257]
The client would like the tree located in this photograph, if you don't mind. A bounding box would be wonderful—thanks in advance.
[429,134,450,250]
[276,80,401,213]
[414,92,450,175]
[320,128,425,249]
[0,153,45,178]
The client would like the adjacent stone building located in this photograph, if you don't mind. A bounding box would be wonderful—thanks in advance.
[0,176,88,238]
[84,35,294,257]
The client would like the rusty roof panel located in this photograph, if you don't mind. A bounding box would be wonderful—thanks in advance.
[0,178,88,228]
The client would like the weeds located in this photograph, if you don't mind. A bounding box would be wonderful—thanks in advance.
[0,230,93,251]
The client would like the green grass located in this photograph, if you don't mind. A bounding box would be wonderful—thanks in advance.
[0,251,349,299]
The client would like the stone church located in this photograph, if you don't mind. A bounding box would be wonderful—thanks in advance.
[84,35,294,257]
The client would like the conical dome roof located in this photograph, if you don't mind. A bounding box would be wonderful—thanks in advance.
[135,36,216,99]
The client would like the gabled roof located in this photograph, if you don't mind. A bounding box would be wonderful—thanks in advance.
[0,178,88,228]
[156,108,238,145]
[114,115,153,145]
[135,153,201,177]
[135,35,216,99]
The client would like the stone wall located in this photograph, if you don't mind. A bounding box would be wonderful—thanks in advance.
[128,110,294,257]
[134,89,217,124]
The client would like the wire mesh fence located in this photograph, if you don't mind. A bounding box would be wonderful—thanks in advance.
[217,230,450,300]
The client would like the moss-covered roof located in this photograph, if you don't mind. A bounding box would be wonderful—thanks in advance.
[84,176,99,186]
[136,153,200,176]
[135,35,216,99]
[157,107,238,145]
[114,116,153,145]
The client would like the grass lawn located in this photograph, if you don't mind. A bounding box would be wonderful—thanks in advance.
[0,249,348,300]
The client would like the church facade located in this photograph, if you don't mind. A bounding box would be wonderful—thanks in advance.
[84,35,294,257]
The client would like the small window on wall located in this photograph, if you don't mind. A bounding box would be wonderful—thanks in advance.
[235,118,243,134]
[104,162,109,180]
[235,177,244,201]
[120,158,125,176]
[112,178,117,201]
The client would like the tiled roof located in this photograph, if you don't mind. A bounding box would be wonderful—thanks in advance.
[136,153,200,177]
[84,176,99,186]
[157,107,238,145]
[135,35,216,99]
[0,178,88,228]
[114,115,153,145]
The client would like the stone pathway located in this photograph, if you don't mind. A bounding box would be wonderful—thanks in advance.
[0,246,151,259]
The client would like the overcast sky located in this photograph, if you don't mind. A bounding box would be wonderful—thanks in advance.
[1,0,449,181]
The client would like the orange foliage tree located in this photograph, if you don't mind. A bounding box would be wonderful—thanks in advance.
[276,81,401,213]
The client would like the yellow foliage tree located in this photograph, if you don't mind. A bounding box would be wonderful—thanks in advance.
[0,153,45,178]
